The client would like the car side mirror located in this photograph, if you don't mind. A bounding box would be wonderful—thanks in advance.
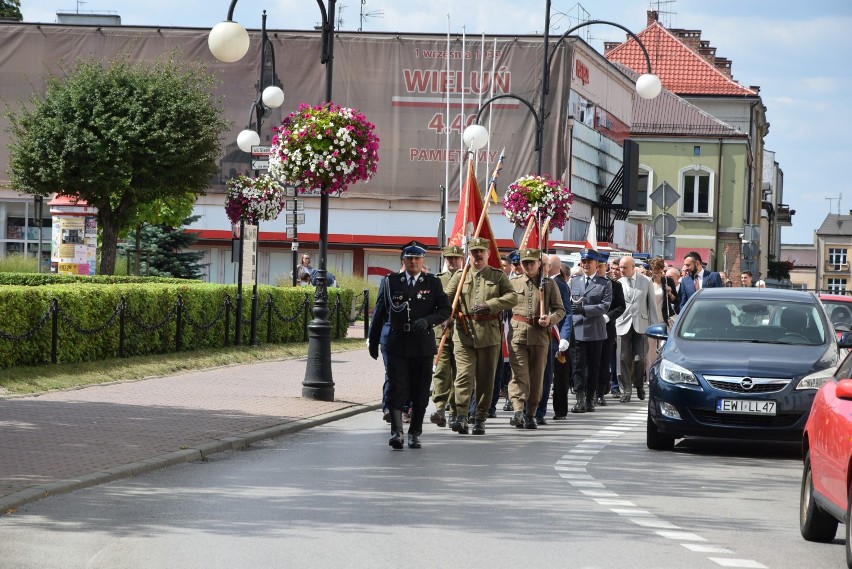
[836,379,852,400]
[839,331,852,349]
[646,323,668,341]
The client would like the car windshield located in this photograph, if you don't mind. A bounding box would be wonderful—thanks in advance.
[678,298,827,345]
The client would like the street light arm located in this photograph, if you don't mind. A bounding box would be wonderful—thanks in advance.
[317,0,331,64]
[475,93,541,132]
[225,0,238,21]
[545,19,654,94]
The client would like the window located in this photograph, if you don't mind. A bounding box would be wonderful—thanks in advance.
[682,171,710,214]
[631,166,652,215]
[828,248,847,268]
[828,278,848,293]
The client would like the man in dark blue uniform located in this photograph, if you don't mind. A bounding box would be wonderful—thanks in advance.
[369,242,451,449]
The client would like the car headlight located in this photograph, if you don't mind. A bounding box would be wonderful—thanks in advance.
[659,359,699,385]
[797,367,835,390]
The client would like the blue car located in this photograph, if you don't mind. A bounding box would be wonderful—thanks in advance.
[646,288,852,450]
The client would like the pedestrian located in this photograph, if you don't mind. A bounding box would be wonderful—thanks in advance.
[568,249,612,413]
[616,256,659,403]
[608,257,624,398]
[508,250,523,279]
[506,249,566,429]
[678,251,724,311]
[292,253,314,281]
[544,253,573,422]
[445,236,518,435]
[666,267,682,313]
[430,244,464,428]
[593,253,625,407]
[368,242,451,449]
[368,255,404,424]
[740,270,754,287]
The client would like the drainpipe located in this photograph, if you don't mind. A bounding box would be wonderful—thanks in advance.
[714,137,723,271]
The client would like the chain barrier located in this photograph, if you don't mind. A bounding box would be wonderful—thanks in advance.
[126,302,180,334]
[268,298,305,325]
[59,302,123,335]
[0,303,53,341]
[182,298,230,333]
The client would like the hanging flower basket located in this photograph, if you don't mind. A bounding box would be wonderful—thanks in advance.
[224,174,286,225]
[269,102,380,195]
[503,174,573,230]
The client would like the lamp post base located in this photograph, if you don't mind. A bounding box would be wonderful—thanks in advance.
[302,308,335,401]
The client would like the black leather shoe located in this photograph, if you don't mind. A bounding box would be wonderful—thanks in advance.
[389,431,404,450]
[620,395,631,403]
[524,415,537,429]
[552,415,567,420]
[472,420,486,435]
[585,400,595,412]
[637,386,646,400]
[597,397,607,407]
[430,411,447,428]
[487,410,497,419]
[456,416,469,435]
[535,416,547,426]
[510,410,525,428]
[502,399,512,411]
[571,402,586,414]
[383,410,391,423]
[450,415,460,432]
[407,434,421,449]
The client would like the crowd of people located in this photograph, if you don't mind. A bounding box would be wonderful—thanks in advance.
[367,241,763,450]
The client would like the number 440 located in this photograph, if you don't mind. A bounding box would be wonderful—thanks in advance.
[428,113,478,135]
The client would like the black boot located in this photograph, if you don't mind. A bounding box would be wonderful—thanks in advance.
[407,432,422,449]
[571,391,586,414]
[389,410,404,449]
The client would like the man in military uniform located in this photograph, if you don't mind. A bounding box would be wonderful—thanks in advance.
[445,236,517,435]
[568,249,612,413]
[369,243,451,449]
[507,249,565,429]
[430,244,464,428]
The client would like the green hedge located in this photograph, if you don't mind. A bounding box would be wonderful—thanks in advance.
[0,283,355,368]
[0,272,195,286]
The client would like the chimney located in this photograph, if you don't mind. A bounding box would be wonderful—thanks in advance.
[714,57,733,78]
[604,42,621,55]
[647,10,658,25]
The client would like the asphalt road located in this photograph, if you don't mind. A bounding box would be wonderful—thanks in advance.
[0,403,842,569]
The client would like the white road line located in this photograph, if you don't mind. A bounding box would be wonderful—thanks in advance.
[609,508,653,516]
[682,544,733,554]
[708,559,767,568]
[630,518,681,529]
[655,530,707,541]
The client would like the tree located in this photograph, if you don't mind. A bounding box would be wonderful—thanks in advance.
[121,215,207,279]
[0,0,22,20]
[7,56,229,274]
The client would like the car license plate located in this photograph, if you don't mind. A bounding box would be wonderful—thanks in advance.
[716,399,776,415]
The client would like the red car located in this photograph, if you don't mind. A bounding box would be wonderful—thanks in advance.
[801,345,852,567]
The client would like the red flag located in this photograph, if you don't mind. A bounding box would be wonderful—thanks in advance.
[521,213,549,253]
[448,159,501,268]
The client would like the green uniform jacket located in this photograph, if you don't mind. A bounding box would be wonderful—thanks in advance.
[510,276,566,346]
[446,264,517,348]
[433,269,459,340]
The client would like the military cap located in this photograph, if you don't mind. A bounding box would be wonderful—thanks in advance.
[442,244,464,257]
[579,248,600,261]
[507,250,521,263]
[468,236,489,251]
[520,248,541,262]
[401,240,428,258]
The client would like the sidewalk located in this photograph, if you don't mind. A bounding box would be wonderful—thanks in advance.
[0,331,382,514]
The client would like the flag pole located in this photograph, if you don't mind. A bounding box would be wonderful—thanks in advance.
[435,150,506,369]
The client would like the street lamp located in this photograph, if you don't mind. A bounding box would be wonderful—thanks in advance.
[209,0,337,401]
[473,2,661,175]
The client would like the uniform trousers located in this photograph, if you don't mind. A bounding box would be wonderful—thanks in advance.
[617,326,647,398]
[387,353,433,434]
[430,337,456,415]
[550,341,572,416]
[454,342,500,422]
[569,335,603,401]
[508,341,548,415]
[596,332,617,400]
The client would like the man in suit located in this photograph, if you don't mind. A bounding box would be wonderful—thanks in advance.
[445,237,518,435]
[679,251,724,311]
[568,249,612,413]
[616,256,660,402]
[368,243,451,450]
[594,253,625,407]
[542,254,573,422]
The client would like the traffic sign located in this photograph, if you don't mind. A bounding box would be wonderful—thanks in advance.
[651,236,676,259]
[291,242,299,251]
[251,159,269,170]
[653,213,677,236]
[285,200,305,212]
[250,145,272,156]
[286,227,296,239]
[649,181,679,210]
[284,185,297,198]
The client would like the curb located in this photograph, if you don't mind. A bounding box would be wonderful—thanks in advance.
[0,401,381,515]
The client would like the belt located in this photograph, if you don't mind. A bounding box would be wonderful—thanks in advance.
[458,313,499,322]
[390,323,413,332]
[512,314,538,325]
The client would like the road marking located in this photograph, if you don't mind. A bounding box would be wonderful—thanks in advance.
[553,408,771,568]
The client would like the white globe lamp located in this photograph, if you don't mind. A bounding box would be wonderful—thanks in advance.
[262,85,285,108]
[636,73,663,100]
[237,129,260,153]
[462,124,489,150]
[208,20,250,63]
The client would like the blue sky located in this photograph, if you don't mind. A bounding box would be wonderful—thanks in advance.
[21,0,852,244]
